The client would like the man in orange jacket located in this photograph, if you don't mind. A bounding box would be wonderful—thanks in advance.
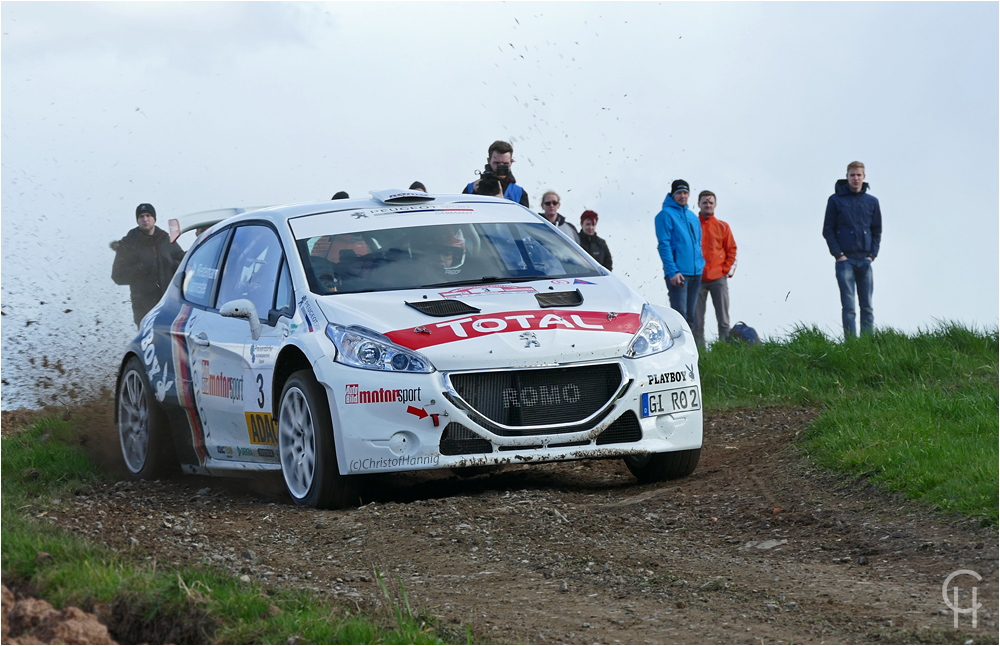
[694,190,737,346]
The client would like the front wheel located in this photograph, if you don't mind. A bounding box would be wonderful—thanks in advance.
[277,370,359,508]
[624,448,701,484]
[117,356,177,479]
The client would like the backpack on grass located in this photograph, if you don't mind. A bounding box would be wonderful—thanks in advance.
[729,321,759,344]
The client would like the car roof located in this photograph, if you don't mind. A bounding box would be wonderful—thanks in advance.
[170,190,537,242]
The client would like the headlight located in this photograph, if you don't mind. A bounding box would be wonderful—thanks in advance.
[326,324,435,373]
[624,304,674,358]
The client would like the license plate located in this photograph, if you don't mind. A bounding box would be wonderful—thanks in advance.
[641,386,701,418]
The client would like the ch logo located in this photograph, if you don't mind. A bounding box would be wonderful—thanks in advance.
[942,569,982,628]
[520,332,540,348]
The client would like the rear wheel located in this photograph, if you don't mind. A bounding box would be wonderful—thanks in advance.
[624,448,701,484]
[117,356,176,479]
[278,370,359,508]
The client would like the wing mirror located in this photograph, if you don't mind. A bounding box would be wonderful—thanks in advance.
[219,299,262,340]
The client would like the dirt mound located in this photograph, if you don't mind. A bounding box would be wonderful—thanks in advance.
[2,584,116,645]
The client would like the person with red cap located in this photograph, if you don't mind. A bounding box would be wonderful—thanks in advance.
[111,203,185,327]
[578,210,613,270]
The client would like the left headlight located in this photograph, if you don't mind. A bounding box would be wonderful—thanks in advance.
[624,304,674,358]
[326,324,435,373]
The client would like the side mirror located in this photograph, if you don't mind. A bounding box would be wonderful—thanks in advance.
[219,299,262,340]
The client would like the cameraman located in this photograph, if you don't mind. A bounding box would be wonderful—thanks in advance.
[462,140,530,207]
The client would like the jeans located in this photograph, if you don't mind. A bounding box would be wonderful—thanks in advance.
[694,275,730,346]
[666,274,702,331]
[835,258,874,338]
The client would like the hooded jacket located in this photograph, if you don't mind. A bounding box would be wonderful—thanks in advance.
[539,212,580,244]
[823,179,882,260]
[655,194,704,278]
[699,213,737,282]
[112,226,185,325]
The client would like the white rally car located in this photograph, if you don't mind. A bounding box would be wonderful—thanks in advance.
[116,190,702,508]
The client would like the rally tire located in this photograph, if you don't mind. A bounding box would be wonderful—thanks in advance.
[117,356,177,479]
[277,370,359,509]
[624,448,701,484]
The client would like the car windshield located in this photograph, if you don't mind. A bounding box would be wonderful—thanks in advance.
[297,221,602,295]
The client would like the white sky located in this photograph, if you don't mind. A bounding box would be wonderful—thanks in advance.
[2,1,998,409]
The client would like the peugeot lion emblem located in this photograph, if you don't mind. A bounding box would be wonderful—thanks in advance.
[520,332,541,348]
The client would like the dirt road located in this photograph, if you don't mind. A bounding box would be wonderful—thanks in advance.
[8,404,998,644]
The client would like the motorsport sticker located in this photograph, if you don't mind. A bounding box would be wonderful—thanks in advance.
[237,447,253,457]
[201,360,244,402]
[573,279,596,285]
[257,448,275,458]
[550,279,570,284]
[438,284,537,299]
[385,309,641,350]
[216,445,234,458]
[297,295,320,332]
[245,412,278,445]
[345,384,422,405]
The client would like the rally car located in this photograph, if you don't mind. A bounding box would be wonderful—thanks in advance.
[116,190,702,508]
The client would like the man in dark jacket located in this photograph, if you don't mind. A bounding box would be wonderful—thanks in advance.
[112,203,186,327]
[578,210,612,270]
[823,161,882,338]
[462,140,530,207]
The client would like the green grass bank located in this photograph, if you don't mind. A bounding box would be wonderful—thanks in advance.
[699,323,998,522]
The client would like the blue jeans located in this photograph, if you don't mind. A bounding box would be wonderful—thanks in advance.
[666,275,702,330]
[835,258,874,338]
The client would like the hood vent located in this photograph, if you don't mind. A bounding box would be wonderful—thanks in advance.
[406,299,481,317]
[535,289,583,308]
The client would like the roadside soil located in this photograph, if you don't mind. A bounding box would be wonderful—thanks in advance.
[3,401,997,644]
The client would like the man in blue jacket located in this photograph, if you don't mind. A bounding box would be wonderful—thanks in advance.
[655,179,705,329]
[462,140,530,208]
[823,161,883,338]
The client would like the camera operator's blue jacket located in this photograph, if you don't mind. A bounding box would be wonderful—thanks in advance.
[655,194,704,278]
[823,179,882,260]
[463,179,530,208]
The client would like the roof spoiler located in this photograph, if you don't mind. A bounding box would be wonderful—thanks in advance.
[370,189,434,205]
[167,206,267,243]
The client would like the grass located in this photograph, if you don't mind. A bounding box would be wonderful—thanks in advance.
[1,421,453,644]
[699,322,999,521]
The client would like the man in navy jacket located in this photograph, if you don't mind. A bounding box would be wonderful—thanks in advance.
[823,161,883,338]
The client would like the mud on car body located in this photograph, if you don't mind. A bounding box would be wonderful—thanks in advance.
[115,190,703,508]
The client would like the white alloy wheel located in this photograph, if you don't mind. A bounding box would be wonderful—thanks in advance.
[119,366,150,473]
[279,384,317,499]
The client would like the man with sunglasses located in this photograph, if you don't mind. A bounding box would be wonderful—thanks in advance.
[538,190,579,243]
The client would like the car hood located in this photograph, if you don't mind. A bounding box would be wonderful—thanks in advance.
[313,278,647,370]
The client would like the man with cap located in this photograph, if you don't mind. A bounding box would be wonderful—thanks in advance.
[578,210,612,270]
[655,179,705,329]
[111,203,186,327]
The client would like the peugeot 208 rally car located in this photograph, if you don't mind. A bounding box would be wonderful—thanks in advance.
[116,190,702,508]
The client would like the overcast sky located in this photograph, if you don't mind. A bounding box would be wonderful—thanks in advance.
[2,1,998,409]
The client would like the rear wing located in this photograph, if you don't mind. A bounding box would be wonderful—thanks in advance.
[168,206,267,243]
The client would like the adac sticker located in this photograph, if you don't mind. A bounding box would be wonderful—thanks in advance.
[385,309,641,350]
[245,412,278,445]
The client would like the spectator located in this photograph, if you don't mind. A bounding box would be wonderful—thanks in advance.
[409,181,427,193]
[578,210,612,270]
[823,161,882,338]
[462,140,530,207]
[538,190,579,243]
[111,203,186,328]
[332,191,349,200]
[694,190,737,346]
[655,179,704,329]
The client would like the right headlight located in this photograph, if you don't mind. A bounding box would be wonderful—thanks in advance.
[624,304,674,358]
[326,324,435,373]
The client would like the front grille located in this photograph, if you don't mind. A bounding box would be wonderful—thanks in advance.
[439,423,493,456]
[406,299,480,317]
[449,364,623,433]
[595,411,642,445]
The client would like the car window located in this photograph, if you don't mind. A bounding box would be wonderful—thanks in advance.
[182,230,228,307]
[217,225,284,319]
[274,259,294,314]
[296,221,600,295]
